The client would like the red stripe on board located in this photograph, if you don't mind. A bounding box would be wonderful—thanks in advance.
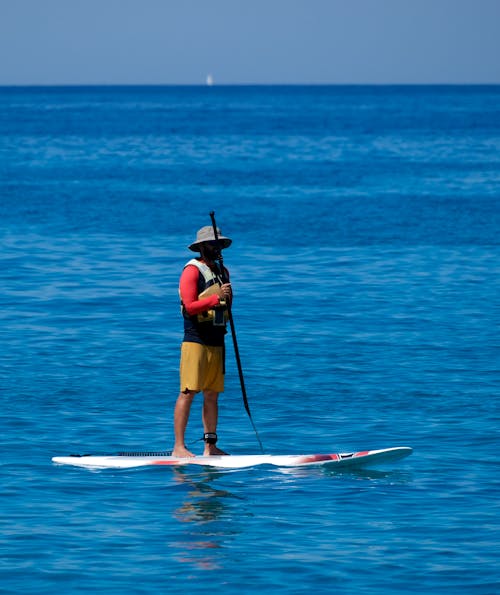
[152,460,182,465]
[297,454,340,464]
[353,451,370,457]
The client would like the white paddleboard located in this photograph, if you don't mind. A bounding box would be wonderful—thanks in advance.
[52,446,412,470]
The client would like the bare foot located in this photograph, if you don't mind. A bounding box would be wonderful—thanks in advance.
[204,445,229,456]
[172,445,195,458]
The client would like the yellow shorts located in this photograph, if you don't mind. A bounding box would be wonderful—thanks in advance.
[179,342,224,393]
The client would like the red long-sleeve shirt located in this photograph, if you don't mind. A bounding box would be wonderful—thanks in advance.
[179,262,229,316]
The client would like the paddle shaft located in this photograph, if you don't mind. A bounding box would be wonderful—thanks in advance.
[209,211,264,453]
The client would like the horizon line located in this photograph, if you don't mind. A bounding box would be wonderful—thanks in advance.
[1,82,499,88]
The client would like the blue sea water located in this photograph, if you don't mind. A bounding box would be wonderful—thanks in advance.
[1,85,499,594]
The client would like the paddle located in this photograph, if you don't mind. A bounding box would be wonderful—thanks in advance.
[209,211,265,454]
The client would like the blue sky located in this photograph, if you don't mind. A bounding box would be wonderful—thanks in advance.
[1,0,499,85]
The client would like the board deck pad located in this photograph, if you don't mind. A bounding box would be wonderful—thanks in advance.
[52,446,412,470]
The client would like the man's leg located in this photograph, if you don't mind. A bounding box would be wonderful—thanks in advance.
[202,390,228,455]
[173,390,196,457]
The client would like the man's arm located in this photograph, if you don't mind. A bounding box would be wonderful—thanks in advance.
[180,265,221,316]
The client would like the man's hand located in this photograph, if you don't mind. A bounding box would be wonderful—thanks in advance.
[219,283,232,304]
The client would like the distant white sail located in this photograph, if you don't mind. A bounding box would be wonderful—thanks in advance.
[206,74,214,86]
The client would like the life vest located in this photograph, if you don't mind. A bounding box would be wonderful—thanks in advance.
[180,259,228,325]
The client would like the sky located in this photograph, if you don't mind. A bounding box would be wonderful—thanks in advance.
[0,0,499,85]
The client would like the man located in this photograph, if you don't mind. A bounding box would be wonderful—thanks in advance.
[172,225,233,457]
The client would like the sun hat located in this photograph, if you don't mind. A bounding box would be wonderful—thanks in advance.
[188,226,232,252]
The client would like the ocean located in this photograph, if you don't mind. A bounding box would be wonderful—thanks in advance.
[1,85,499,594]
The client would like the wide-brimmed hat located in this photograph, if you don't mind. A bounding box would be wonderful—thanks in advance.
[188,226,232,252]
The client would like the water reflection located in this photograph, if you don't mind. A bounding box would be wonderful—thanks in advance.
[276,464,413,483]
[173,468,240,523]
[170,468,245,571]
[324,467,414,484]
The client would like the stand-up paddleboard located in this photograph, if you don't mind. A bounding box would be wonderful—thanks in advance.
[52,446,412,470]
